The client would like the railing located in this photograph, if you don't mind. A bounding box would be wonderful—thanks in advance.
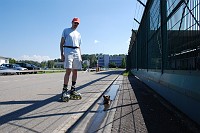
[127,0,200,72]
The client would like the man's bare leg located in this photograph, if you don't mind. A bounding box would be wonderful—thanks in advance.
[61,68,72,101]
[70,69,81,99]
[72,69,77,83]
[64,68,72,86]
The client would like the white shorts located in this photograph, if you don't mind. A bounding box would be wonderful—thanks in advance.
[64,48,82,69]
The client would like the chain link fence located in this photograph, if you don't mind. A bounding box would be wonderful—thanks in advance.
[127,0,200,72]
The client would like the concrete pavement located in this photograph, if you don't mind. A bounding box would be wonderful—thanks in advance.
[0,70,123,133]
[0,70,200,133]
[70,74,200,133]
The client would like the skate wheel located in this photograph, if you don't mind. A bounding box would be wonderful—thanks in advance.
[62,97,69,102]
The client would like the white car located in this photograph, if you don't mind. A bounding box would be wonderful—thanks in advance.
[1,64,28,71]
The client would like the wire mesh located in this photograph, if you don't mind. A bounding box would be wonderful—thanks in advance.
[127,0,200,71]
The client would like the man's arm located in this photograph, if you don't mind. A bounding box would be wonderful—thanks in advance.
[79,36,82,61]
[79,47,82,61]
[60,37,65,61]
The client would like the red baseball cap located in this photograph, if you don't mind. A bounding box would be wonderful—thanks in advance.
[72,17,80,23]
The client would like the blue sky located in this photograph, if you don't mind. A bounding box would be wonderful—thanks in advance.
[0,0,146,62]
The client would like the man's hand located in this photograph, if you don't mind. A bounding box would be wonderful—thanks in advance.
[61,54,65,62]
[60,37,65,62]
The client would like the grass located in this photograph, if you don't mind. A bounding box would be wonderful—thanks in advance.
[122,70,132,76]
[37,69,66,74]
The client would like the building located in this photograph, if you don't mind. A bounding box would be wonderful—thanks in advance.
[53,54,125,68]
[98,54,125,68]
[0,56,10,65]
[109,55,124,67]
[98,54,109,67]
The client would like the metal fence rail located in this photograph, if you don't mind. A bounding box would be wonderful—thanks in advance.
[127,0,200,72]
[126,0,200,125]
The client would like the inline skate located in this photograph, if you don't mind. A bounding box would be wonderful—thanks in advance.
[61,87,70,102]
[70,86,82,100]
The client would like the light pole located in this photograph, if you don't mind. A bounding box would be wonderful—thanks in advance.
[96,55,99,72]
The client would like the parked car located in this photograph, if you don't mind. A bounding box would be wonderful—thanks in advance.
[1,64,28,70]
[16,62,40,74]
[0,65,7,70]
[0,64,18,75]
[1,64,28,75]
[30,64,41,70]
[16,63,35,70]
[13,64,28,71]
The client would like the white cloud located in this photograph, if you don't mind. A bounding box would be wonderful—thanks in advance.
[94,40,100,44]
[18,55,54,62]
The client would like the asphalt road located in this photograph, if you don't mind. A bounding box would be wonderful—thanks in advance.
[0,70,123,133]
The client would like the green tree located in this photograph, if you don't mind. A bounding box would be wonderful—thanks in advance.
[81,54,97,67]
[9,58,16,64]
[47,60,54,68]
[41,61,47,68]
[121,57,126,68]
[17,60,40,67]
[109,62,117,68]
[82,54,90,61]
[90,54,97,67]
[82,63,87,71]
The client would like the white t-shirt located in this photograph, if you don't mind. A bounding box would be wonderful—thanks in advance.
[62,28,81,47]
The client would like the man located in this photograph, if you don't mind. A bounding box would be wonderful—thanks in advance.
[60,17,82,101]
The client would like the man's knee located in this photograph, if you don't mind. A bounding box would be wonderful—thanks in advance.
[66,68,72,74]
[72,69,77,74]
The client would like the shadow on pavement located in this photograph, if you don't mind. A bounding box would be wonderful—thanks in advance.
[0,94,60,125]
[0,73,113,125]
[128,75,200,133]
[95,70,124,75]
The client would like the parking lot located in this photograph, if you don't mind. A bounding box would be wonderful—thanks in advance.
[0,63,42,75]
[0,70,123,133]
[0,69,65,75]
